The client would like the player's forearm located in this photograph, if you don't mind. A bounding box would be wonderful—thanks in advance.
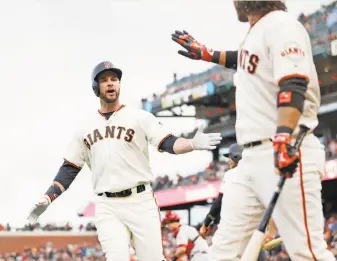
[276,107,301,133]
[267,219,277,238]
[173,138,194,154]
[45,160,81,202]
[204,193,223,227]
[211,51,238,70]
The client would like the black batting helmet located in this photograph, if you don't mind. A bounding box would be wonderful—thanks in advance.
[91,61,122,97]
[223,143,243,163]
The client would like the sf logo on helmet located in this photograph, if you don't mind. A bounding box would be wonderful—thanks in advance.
[104,62,113,69]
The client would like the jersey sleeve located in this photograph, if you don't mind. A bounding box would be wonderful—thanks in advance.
[63,130,87,169]
[141,112,174,152]
[219,178,226,194]
[268,20,311,86]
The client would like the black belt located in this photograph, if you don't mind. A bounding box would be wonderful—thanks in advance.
[243,139,272,148]
[97,184,146,198]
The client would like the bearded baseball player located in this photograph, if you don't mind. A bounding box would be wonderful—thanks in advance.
[172,1,335,261]
[27,61,222,261]
[162,211,208,261]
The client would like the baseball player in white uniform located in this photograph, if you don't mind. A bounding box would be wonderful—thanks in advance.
[172,1,335,260]
[27,61,222,261]
[162,211,208,261]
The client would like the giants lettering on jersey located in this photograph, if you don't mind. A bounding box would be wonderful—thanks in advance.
[238,49,260,74]
[83,125,135,149]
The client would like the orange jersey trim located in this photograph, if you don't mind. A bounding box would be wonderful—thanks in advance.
[278,74,309,87]
[157,134,174,152]
[63,158,81,169]
[299,149,319,261]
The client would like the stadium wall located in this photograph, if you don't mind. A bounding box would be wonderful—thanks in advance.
[0,232,98,253]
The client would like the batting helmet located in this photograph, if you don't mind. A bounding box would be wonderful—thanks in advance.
[91,61,122,97]
[161,210,180,226]
[223,143,243,163]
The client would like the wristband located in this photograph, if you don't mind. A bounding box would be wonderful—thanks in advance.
[276,126,293,135]
[225,51,238,69]
[45,183,63,202]
[211,51,221,64]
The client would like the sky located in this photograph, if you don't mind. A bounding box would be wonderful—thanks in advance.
[0,0,335,227]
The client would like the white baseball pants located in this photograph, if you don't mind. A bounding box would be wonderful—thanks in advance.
[94,184,166,261]
[208,134,335,261]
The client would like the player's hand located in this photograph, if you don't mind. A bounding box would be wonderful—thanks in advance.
[191,127,222,150]
[199,224,207,239]
[273,133,299,177]
[262,232,273,246]
[171,30,215,62]
[27,195,51,223]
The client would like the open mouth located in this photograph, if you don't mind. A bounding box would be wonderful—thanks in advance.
[107,90,115,95]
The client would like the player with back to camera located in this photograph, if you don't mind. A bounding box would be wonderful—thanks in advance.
[27,61,222,261]
[172,1,335,260]
[162,210,209,261]
[198,143,276,261]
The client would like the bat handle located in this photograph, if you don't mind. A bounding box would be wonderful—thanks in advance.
[240,230,266,261]
[294,124,310,149]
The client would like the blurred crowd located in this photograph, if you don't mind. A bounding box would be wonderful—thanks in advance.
[298,1,337,56]
[325,138,337,159]
[152,160,227,192]
[1,216,337,261]
[0,223,96,233]
[0,242,105,261]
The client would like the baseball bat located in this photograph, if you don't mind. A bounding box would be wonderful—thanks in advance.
[240,124,310,261]
[263,237,283,251]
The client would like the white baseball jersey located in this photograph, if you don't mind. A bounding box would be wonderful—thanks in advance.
[175,225,208,258]
[64,105,172,193]
[234,10,320,144]
[219,167,237,194]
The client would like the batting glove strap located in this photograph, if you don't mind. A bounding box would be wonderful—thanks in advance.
[45,183,63,202]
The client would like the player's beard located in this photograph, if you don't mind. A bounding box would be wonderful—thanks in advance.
[234,1,249,22]
[101,89,120,104]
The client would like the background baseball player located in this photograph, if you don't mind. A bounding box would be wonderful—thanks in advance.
[199,143,243,238]
[172,1,335,260]
[27,61,222,261]
[198,144,272,261]
[162,211,208,261]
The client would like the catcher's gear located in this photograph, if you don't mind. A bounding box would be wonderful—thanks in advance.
[223,143,243,163]
[273,133,299,177]
[27,195,51,223]
[171,30,215,61]
[191,126,222,150]
[91,61,122,97]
